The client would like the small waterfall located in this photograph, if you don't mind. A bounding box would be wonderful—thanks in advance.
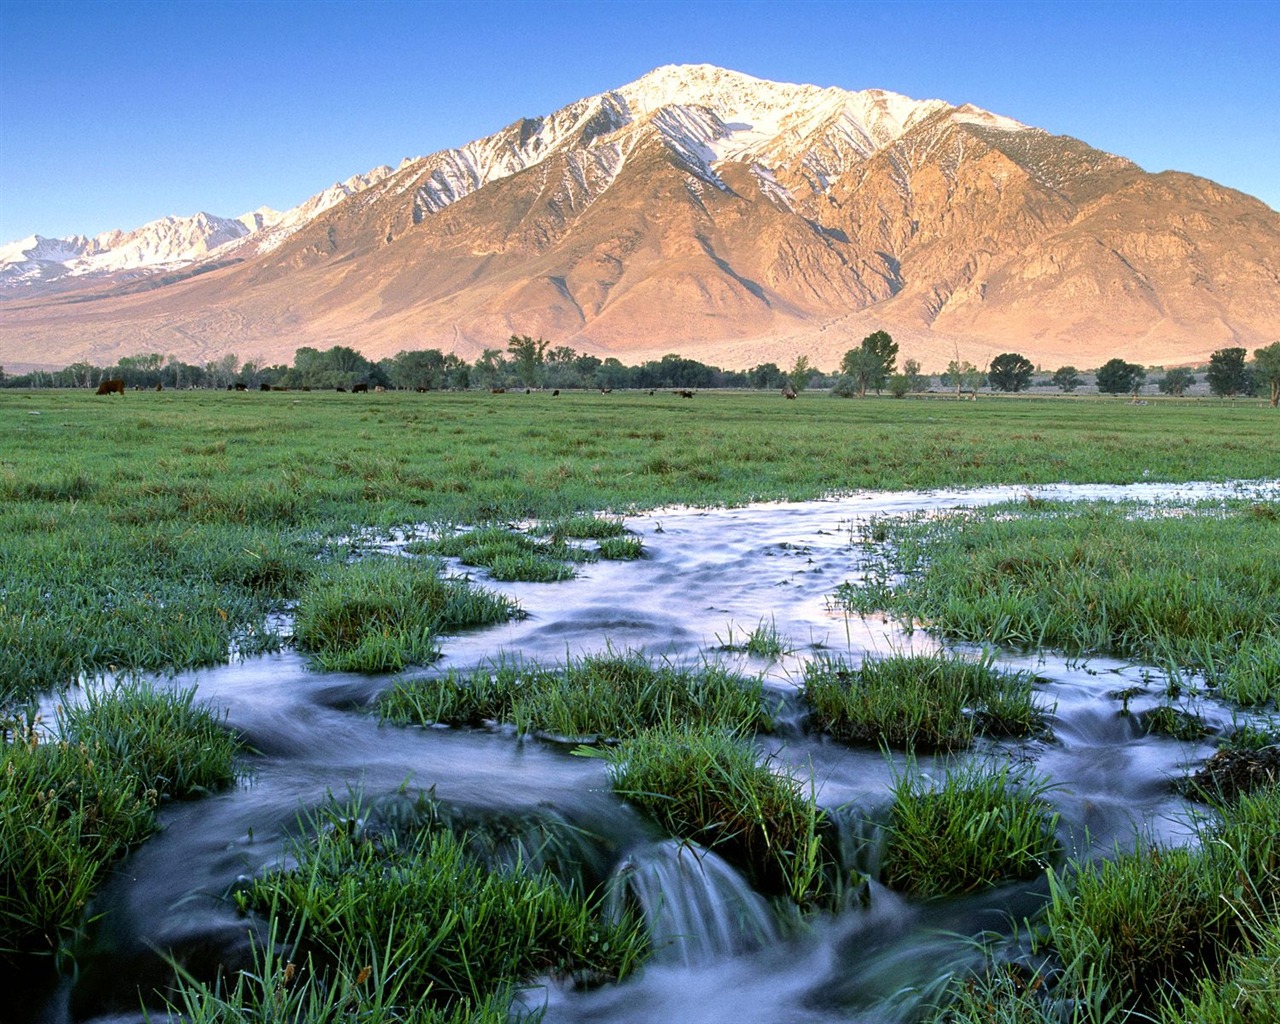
[608,839,780,965]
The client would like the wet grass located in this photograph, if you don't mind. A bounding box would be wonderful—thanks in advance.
[802,652,1046,751]
[409,525,582,582]
[839,499,1280,705]
[3,389,1276,700]
[880,759,1060,898]
[0,682,238,959]
[717,617,794,659]
[601,728,833,907]
[231,794,645,1018]
[293,556,520,671]
[379,650,770,741]
[1041,782,1280,1015]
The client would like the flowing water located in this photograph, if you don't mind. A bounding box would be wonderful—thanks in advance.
[22,480,1280,1024]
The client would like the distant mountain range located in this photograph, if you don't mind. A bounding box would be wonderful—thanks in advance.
[2,64,1277,373]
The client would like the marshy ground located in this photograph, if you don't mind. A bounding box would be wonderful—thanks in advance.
[1,389,1277,1022]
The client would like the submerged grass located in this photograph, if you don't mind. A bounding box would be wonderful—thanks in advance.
[293,557,519,672]
[839,500,1280,705]
[379,650,770,741]
[234,795,645,1015]
[602,728,832,907]
[802,652,1046,751]
[0,682,238,959]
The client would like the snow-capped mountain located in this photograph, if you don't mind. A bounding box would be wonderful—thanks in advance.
[0,166,397,285]
[3,64,1277,372]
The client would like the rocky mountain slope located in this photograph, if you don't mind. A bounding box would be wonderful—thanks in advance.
[2,64,1276,372]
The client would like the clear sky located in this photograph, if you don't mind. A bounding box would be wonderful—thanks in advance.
[2,0,1277,243]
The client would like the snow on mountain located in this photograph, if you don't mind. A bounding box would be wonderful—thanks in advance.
[1,167,395,285]
[3,65,1031,287]
[404,63,1030,220]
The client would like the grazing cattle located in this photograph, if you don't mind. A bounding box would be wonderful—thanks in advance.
[95,379,125,396]
[600,387,613,394]
[675,389,695,398]
[335,386,347,392]
[491,387,506,394]
[155,382,164,392]
[352,383,369,393]
[782,384,797,399]
[415,386,429,393]
[375,385,386,392]
[552,389,560,396]
[260,382,272,391]
[234,382,248,391]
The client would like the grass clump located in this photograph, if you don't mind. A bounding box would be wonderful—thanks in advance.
[603,729,832,907]
[233,796,645,1016]
[543,515,627,540]
[597,535,644,560]
[880,759,1060,898]
[0,682,238,958]
[293,556,519,672]
[1144,704,1211,741]
[717,617,793,659]
[379,650,769,742]
[802,652,1045,751]
[412,525,581,582]
[1044,783,1280,1014]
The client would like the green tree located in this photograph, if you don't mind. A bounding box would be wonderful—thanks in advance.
[748,363,786,389]
[1095,358,1143,395]
[902,358,928,392]
[507,334,550,388]
[860,330,898,392]
[1254,342,1280,408]
[472,348,508,389]
[1157,367,1196,397]
[943,360,984,399]
[887,374,911,398]
[392,349,448,390]
[1052,366,1082,392]
[788,355,813,393]
[1206,347,1251,397]
[839,347,883,398]
[988,352,1035,393]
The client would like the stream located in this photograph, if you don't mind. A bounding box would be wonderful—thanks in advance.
[23,480,1280,1024]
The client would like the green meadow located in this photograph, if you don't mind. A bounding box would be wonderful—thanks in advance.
[2,386,1278,1022]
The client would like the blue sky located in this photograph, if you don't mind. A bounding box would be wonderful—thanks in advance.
[2,0,1277,242]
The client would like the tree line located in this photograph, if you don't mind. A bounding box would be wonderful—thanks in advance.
[3,336,1277,406]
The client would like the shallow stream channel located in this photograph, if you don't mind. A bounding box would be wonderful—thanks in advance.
[30,480,1280,1024]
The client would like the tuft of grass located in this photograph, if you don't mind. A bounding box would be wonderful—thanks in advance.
[293,556,519,672]
[596,535,644,560]
[1045,784,1280,1014]
[543,514,627,540]
[0,682,239,958]
[412,525,581,582]
[802,652,1045,751]
[602,728,832,906]
[1143,704,1210,741]
[380,650,769,742]
[234,796,646,1014]
[880,759,1060,898]
[718,617,793,659]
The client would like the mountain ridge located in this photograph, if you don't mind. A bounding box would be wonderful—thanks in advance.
[3,64,1277,372]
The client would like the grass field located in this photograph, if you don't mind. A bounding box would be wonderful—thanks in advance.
[2,387,1277,1022]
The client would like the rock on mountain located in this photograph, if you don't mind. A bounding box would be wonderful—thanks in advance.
[2,64,1277,372]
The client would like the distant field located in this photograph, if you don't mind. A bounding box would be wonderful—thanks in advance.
[1,388,1276,700]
